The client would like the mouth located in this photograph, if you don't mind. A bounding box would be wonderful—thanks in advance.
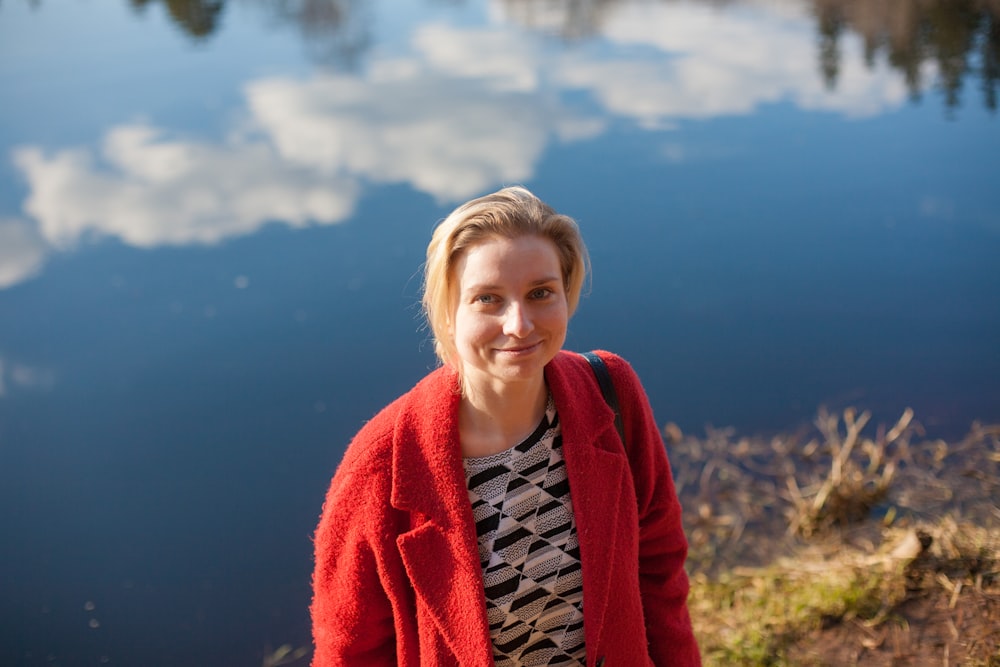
[495,341,542,355]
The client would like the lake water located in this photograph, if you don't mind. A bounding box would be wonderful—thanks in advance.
[1,0,998,664]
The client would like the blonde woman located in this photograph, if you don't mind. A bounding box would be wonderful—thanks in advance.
[311,186,700,666]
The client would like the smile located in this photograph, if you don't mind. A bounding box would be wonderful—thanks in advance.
[495,342,542,355]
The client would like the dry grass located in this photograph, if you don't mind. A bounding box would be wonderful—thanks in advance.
[687,520,1000,666]
[261,643,310,667]
[670,410,1000,666]
[783,407,906,537]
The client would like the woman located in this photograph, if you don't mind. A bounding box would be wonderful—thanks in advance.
[311,187,700,666]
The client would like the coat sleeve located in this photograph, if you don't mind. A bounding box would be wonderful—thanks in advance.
[311,443,398,666]
[602,352,701,667]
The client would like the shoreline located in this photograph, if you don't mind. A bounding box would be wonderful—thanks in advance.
[671,410,1000,665]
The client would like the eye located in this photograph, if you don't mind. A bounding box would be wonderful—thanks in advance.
[529,287,554,300]
[474,294,498,305]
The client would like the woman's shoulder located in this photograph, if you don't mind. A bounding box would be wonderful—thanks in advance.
[584,349,632,369]
[554,348,643,387]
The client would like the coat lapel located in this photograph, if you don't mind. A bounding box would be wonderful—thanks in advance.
[547,352,629,654]
[390,367,493,666]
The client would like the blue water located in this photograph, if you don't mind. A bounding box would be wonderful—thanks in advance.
[1,0,998,664]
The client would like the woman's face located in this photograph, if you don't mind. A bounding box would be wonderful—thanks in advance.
[450,235,568,394]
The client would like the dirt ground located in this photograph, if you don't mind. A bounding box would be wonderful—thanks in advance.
[674,415,1000,666]
[788,578,1000,666]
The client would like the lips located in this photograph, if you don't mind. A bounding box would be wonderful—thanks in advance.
[495,341,542,354]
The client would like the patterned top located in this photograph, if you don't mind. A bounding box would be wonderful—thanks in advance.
[463,397,587,666]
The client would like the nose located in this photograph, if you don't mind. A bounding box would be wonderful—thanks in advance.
[502,300,534,338]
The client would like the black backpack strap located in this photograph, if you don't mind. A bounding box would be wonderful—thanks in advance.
[581,351,626,447]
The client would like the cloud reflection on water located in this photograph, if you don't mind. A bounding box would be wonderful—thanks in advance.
[246,65,601,202]
[4,0,926,288]
[0,218,48,289]
[0,355,55,397]
[14,125,358,250]
[547,1,916,125]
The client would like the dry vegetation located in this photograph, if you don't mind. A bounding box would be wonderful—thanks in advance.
[671,410,1000,666]
[261,644,310,667]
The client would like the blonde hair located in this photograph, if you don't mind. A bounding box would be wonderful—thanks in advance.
[422,186,590,369]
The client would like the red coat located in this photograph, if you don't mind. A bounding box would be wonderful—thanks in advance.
[311,350,701,666]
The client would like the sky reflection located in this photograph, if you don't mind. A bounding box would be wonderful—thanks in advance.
[1,0,945,289]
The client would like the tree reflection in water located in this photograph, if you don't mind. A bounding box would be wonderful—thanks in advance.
[259,0,372,67]
[59,0,1000,106]
[504,0,1000,112]
[130,0,225,39]
[129,0,372,66]
[814,0,1000,111]
[508,0,1000,113]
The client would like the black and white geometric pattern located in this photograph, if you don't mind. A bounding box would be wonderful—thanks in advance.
[463,397,587,666]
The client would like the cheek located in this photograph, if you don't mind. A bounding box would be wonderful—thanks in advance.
[541,301,569,330]
[452,309,497,346]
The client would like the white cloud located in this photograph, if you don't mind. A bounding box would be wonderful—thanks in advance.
[6,28,604,288]
[0,218,48,288]
[413,23,543,92]
[13,126,359,250]
[246,57,602,202]
[7,51,602,287]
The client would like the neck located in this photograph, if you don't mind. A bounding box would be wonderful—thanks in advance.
[458,375,548,458]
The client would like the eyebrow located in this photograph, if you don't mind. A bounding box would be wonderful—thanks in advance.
[463,276,561,293]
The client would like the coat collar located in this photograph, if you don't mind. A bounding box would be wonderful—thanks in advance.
[390,352,628,662]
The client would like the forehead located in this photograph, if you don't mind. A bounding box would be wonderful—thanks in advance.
[454,235,562,289]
